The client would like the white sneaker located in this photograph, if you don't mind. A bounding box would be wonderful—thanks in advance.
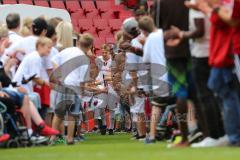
[191,137,217,148]
[30,135,48,144]
[209,135,229,147]
[191,135,230,148]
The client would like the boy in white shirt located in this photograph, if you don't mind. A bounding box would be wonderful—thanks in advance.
[6,13,23,44]
[50,33,93,144]
[4,17,48,60]
[4,17,53,77]
[13,37,52,93]
[94,44,118,135]
[138,16,174,144]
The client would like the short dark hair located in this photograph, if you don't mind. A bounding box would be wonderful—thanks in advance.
[32,17,48,36]
[6,13,20,29]
[46,24,56,38]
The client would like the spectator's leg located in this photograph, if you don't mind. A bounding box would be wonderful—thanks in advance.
[136,113,146,137]
[208,68,240,144]
[149,105,161,140]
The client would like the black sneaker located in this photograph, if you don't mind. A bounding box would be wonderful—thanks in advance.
[66,141,75,145]
[109,129,114,135]
[188,131,203,144]
[132,132,138,138]
[114,129,121,132]
[138,135,146,141]
[92,127,99,133]
[124,128,132,133]
[100,125,107,135]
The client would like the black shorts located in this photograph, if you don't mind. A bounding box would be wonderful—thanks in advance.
[151,96,176,107]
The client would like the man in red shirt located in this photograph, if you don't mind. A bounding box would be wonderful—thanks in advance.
[231,0,240,81]
[187,0,240,147]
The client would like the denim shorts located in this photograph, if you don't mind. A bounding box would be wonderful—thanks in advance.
[54,91,82,117]
[2,88,25,107]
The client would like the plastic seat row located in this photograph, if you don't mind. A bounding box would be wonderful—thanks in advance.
[72,18,122,36]
[1,1,120,13]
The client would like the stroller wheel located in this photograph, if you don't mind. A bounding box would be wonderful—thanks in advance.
[7,139,20,148]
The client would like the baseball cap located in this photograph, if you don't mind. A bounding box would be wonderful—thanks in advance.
[122,17,140,38]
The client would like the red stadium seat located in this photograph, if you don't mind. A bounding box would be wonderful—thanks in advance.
[81,1,96,16]
[93,19,111,37]
[85,10,100,19]
[66,0,81,13]
[97,28,112,39]
[19,0,33,5]
[78,19,93,33]
[120,11,133,21]
[50,0,65,9]
[81,1,95,11]
[96,1,111,16]
[110,4,125,19]
[94,38,106,55]
[3,0,17,4]
[71,9,85,20]
[34,0,49,7]
[108,19,122,34]
[71,18,79,32]
[84,27,98,37]
[93,19,108,32]
[101,11,115,19]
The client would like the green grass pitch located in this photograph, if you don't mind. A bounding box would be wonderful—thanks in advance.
[0,133,240,160]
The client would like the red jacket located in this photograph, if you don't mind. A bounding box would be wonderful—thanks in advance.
[209,13,234,68]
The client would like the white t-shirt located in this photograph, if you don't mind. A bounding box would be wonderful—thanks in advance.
[143,29,169,97]
[126,35,143,64]
[96,56,112,77]
[49,47,59,61]
[56,47,90,87]
[95,56,112,87]
[189,9,210,58]
[5,35,54,69]
[13,51,42,93]
[5,35,38,60]
[0,31,23,78]
[8,31,23,44]
[125,35,145,80]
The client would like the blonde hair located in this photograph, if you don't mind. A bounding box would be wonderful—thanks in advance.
[101,44,110,51]
[0,24,8,39]
[56,21,73,50]
[48,17,63,29]
[36,37,52,49]
[79,33,94,49]
[20,17,33,37]
[138,16,155,33]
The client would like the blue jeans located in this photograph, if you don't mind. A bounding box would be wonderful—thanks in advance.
[208,67,240,144]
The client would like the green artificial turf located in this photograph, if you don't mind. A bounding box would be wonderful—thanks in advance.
[0,133,239,160]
